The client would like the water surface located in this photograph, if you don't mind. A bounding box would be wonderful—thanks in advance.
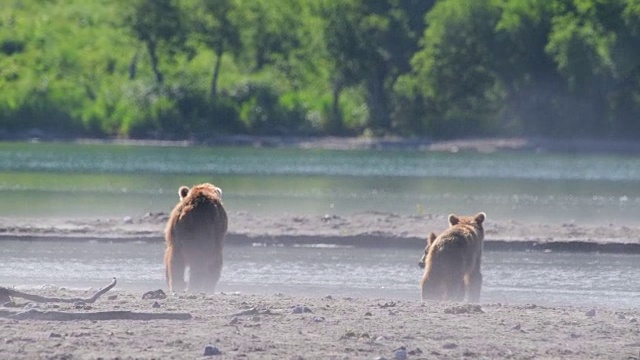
[1,142,639,225]
[1,241,638,309]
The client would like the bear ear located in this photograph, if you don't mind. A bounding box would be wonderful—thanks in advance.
[427,232,437,246]
[474,212,486,224]
[214,187,222,197]
[178,186,190,200]
[448,214,460,226]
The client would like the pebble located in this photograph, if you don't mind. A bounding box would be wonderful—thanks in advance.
[291,305,312,314]
[142,289,167,300]
[585,309,596,317]
[203,345,221,356]
[393,349,407,360]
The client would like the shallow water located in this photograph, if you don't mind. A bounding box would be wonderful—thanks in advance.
[1,241,638,309]
[1,142,640,225]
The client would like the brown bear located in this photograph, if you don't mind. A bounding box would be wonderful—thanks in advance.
[419,212,486,303]
[164,183,228,293]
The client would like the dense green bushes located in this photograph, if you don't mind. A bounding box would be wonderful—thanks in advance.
[1,0,640,140]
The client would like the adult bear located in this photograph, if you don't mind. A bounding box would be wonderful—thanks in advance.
[164,183,228,293]
[419,212,486,303]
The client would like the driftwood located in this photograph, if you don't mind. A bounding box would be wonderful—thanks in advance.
[0,278,193,321]
[227,307,278,317]
[0,277,117,304]
[0,309,192,321]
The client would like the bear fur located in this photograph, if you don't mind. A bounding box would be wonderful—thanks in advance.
[419,212,486,302]
[164,183,228,293]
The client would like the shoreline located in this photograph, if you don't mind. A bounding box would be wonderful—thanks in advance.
[3,234,640,254]
[7,134,640,154]
[1,211,640,254]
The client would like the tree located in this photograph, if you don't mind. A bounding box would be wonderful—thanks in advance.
[407,0,504,138]
[185,0,242,102]
[124,0,185,84]
[322,0,434,134]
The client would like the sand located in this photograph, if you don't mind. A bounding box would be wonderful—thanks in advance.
[2,210,640,252]
[0,285,638,359]
[0,212,639,359]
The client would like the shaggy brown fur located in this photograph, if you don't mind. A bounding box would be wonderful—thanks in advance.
[164,183,228,293]
[420,212,486,303]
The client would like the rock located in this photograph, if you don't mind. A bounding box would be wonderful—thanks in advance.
[585,309,596,317]
[142,289,167,300]
[152,301,161,308]
[107,295,118,300]
[393,348,407,360]
[203,345,221,356]
[291,305,312,314]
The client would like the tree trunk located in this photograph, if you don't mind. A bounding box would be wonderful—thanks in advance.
[328,77,345,135]
[147,41,164,84]
[211,47,224,103]
[366,70,391,131]
[129,49,139,80]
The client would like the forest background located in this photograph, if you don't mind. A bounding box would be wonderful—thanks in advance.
[1,0,640,141]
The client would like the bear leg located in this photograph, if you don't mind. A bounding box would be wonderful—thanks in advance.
[165,246,186,293]
[185,250,208,293]
[421,277,446,302]
[186,269,204,293]
[203,252,223,293]
[445,274,466,302]
[466,271,483,303]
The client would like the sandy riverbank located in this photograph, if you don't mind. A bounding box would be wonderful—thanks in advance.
[1,211,640,253]
[0,285,638,359]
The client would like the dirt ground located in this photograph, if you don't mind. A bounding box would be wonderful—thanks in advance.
[0,285,638,360]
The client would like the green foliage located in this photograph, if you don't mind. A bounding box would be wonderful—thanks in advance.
[404,0,504,138]
[1,0,640,140]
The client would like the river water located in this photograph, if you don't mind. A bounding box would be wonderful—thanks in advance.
[1,142,640,225]
[1,240,638,309]
[0,142,639,309]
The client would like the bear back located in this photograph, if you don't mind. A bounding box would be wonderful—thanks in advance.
[165,183,228,246]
